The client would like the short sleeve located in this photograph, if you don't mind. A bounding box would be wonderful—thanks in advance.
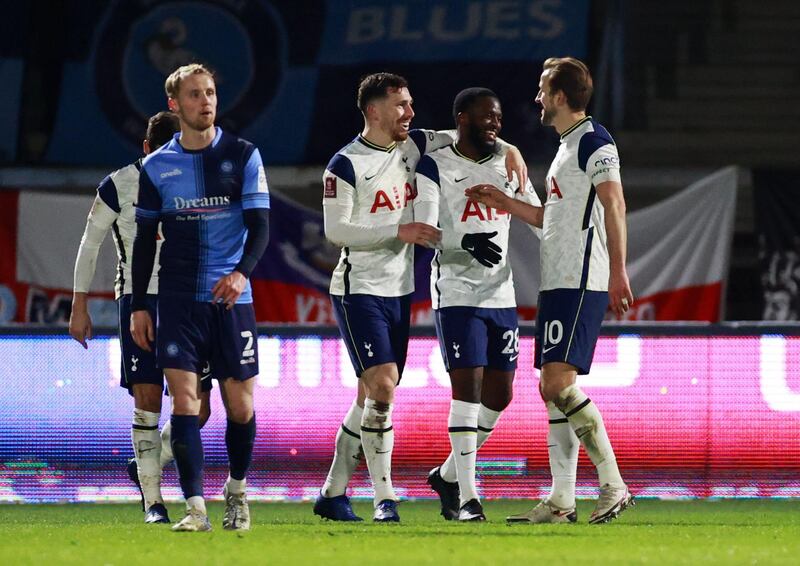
[242,148,271,210]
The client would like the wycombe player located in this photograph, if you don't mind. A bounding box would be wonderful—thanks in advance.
[415,88,542,521]
[131,64,270,532]
[69,111,212,524]
[315,73,528,522]
[467,57,634,524]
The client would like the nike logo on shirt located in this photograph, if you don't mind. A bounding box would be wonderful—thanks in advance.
[455,176,469,183]
[365,174,377,180]
[460,450,475,456]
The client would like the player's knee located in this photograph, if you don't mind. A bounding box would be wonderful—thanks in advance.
[227,405,253,424]
[368,377,396,403]
[493,388,514,411]
[539,381,563,404]
[133,384,162,413]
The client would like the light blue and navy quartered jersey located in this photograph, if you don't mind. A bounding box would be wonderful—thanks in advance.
[136,128,270,303]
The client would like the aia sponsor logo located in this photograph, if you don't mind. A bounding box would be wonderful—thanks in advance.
[461,201,509,222]
[547,177,563,200]
[370,182,416,213]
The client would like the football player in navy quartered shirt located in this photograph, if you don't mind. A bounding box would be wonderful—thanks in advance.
[69,112,213,525]
[131,64,270,533]
[466,57,634,525]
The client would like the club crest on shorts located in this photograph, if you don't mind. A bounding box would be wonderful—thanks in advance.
[363,342,374,357]
[452,342,461,359]
[166,343,179,357]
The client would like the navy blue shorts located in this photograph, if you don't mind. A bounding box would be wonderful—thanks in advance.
[434,306,519,372]
[157,298,258,381]
[118,295,212,394]
[331,293,411,378]
[534,288,608,375]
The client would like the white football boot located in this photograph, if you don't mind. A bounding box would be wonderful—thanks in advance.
[506,499,577,524]
[222,484,251,531]
[589,484,634,524]
[172,506,212,532]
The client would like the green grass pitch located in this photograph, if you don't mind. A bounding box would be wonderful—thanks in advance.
[1,499,798,565]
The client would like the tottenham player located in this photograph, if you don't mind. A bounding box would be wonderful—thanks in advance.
[69,111,212,524]
[415,88,542,522]
[467,58,635,524]
[131,64,270,532]
[314,73,528,523]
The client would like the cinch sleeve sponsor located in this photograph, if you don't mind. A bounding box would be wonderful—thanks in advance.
[242,148,271,210]
[585,143,622,185]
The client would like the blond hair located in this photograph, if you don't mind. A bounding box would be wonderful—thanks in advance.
[164,63,215,99]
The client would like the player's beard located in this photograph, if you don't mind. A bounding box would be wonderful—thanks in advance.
[541,106,556,126]
[179,109,216,133]
[467,125,497,156]
[391,120,410,142]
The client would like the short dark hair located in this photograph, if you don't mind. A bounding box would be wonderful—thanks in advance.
[452,87,498,122]
[356,72,409,114]
[543,57,593,111]
[146,111,179,149]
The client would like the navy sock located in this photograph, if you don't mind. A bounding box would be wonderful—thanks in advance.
[226,416,256,481]
[170,414,204,499]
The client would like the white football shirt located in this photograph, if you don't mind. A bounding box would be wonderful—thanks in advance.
[73,161,161,298]
[541,117,621,292]
[415,145,541,309]
[323,129,455,297]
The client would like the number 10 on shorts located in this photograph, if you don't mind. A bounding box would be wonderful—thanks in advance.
[543,320,563,350]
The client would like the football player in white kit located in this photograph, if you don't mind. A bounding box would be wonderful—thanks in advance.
[314,73,528,522]
[466,58,635,524]
[415,88,541,522]
[68,112,212,524]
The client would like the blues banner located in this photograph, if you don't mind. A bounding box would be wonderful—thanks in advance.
[43,0,589,166]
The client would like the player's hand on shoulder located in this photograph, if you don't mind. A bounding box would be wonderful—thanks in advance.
[68,307,92,349]
[465,184,510,210]
[461,231,502,268]
[608,270,634,318]
[130,310,154,352]
[397,222,442,248]
[504,146,528,192]
[212,271,248,310]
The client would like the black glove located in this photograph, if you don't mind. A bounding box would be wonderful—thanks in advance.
[461,232,502,268]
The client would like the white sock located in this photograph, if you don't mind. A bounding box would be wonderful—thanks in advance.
[555,384,624,488]
[159,420,173,469]
[225,475,246,495]
[361,398,396,506]
[546,401,578,508]
[440,404,502,483]
[132,409,163,508]
[186,495,206,514]
[447,400,480,505]
[321,400,363,497]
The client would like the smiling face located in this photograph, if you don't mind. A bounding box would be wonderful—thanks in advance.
[370,86,415,142]
[535,69,558,127]
[168,72,217,133]
[461,95,502,154]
